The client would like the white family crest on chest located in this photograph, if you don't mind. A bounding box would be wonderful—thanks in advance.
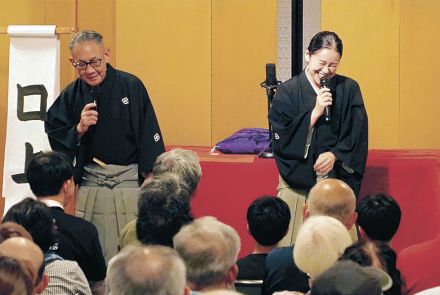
[121,97,130,105]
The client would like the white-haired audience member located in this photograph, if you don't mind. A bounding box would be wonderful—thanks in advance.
[106,245,189,295]
[173,216,241,293]
[294,215,353,281]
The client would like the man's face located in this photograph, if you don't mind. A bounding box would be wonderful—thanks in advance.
[70,40,110,86]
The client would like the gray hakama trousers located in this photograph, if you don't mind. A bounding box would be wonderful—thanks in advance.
[75,163,140,263]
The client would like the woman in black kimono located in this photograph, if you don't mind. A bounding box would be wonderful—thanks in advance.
[269,31,368,246]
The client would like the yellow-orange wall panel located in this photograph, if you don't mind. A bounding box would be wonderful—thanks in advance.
[321,0,400,149]
[211,0,277,144]
[400,0,440,148]
[77,0,116,66]
[115,0,212,146]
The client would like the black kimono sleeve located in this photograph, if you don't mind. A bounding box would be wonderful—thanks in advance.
[269,75,317,190]
[44,85,81,162]
[129,79,165,175]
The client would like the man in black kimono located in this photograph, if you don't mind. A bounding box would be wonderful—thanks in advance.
[45,30,165,262]
[269,31,368,246]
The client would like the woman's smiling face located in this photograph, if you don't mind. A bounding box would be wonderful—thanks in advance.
[305,48,341,87]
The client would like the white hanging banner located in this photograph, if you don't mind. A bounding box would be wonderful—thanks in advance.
[2,25,60,214]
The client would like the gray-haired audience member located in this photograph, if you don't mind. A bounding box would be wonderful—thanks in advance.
[263,179,357,295]
[356,194,401,243]
[136,173,193,247]
[173,216,241,293]
[106,245,189,295]
[152,148,202,199]
[237,196,290,280]
[119,148,200,249]
[294,215,352,281]
[311,260,392,295]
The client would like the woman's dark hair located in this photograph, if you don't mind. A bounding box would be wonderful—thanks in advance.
[307,31,343,56]
[340,240,403,295]
[2,198,56,252]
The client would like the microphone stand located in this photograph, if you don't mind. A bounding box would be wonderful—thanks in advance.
[259,80,281,158]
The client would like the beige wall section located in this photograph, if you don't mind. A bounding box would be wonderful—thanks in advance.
[400,0,440,148]
[212,0,277,144]
[321,0,401,149]
[115,0,212,146]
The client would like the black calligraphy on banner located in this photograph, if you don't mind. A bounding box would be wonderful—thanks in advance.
[11,84,47,184]
[16,83,48,121]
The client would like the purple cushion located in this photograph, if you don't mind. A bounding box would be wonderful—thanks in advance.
[215,128,270,154]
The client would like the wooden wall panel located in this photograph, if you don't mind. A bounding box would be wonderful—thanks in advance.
[321,0,400,149]
[115,0,212,146]
[400,0,440,148]
[211,0,277,144]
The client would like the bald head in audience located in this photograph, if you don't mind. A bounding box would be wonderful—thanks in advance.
[0,237,47,294]
[304,178,357,230]
[107,245,189,295]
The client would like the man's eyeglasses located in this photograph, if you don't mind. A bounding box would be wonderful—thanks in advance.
[72,59,102,70]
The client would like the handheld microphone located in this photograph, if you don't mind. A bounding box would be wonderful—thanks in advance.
[90,86,98,111]
[320,76,331,122]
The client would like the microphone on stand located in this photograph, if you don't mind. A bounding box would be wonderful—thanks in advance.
[320,75,331,122]
[260,63,281,159]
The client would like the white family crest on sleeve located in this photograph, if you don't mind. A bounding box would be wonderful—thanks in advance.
[121,97,130,105]
[153,133,161,142]
[274,133,280,140]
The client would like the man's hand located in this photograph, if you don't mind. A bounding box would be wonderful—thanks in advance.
[314,151,336,176]
[77,102,98,138]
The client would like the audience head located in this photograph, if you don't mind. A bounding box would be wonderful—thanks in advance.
[2,198,55,252]
[0,237,47,294]
[0,255,33,295]
[340,240,402,295]
[107,245,188,295]
[173,216,241,291]
[247,196,290,246]
[152,148,202,198]
[26,151,75,206]
[305,178,357,230]
[294,215,352,280]
[311,260,392,295]
[356,194,401,242]
[136,173,193,247]
[0,222,32,242]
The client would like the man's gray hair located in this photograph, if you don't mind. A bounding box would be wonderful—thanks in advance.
[173,216,241,290]
[140,172,190,201]
[107,245,187,295]
[69,30,103,50]
[153,148,202,196]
